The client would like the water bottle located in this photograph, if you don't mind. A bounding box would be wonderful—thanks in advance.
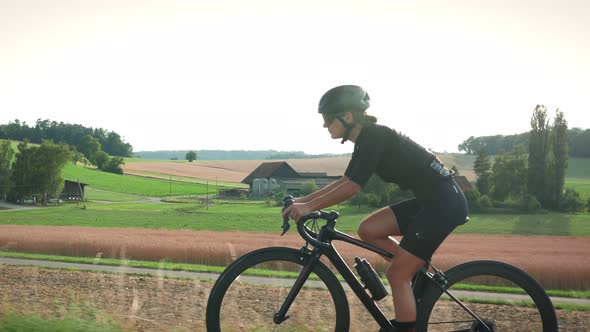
[354,257,388,301]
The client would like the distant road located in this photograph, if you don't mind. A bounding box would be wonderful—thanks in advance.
[0,200,42,212]
[1,257,587,307]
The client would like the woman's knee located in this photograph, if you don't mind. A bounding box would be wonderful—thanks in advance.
[357,207,400,241]
[357,220,375,241]
[386,249,425,284]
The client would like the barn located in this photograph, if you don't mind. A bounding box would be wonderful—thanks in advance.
[242,161,340,197]
[60,180,88,201]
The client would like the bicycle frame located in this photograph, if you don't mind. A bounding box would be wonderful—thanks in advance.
[275,216,398,330]
[275,210,493,332]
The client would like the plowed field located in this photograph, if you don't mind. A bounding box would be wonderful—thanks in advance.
[123,156,477,184]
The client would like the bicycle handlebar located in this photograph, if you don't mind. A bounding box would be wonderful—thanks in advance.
[281,196,337,249]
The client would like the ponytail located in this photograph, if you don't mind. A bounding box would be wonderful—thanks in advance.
[362,114,378,125]
[352,111,377,126]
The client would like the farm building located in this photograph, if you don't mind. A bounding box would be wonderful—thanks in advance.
[242,161,340,197]
[453,175,474,192]
[60,180,88,201]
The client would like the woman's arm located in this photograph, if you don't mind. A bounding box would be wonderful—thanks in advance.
[295,176,349,203]
[283,178,362,222]
[306,178,361,211]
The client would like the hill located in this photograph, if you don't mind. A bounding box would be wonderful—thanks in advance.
[134,150,351,161]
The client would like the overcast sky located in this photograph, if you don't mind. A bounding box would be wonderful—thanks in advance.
[1,0,588,154]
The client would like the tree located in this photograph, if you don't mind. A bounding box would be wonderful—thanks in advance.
[492,145,528,201]
[35,141,72,201]
[0,140,15,199]
[79,135,101,161]
[186,151,197,162]
[9,141,71,203]
[300,180,319,196]
[10,141,35,201]
[92,151,110,170]
[547,110,568,209]
[473,149,492,195]
[528,105,550,206]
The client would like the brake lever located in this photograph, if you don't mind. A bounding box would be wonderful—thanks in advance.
[281,216,290,236]
[281,196,294,236]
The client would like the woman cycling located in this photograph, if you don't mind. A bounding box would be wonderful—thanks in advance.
[281,85,469,332]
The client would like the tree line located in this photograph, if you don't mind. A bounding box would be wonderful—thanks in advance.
[0,119,132,203]
[458,126,590,158]
[470,105,588,213]
[0,119,133,157]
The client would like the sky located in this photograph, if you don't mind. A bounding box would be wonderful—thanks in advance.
[1,0,589,155]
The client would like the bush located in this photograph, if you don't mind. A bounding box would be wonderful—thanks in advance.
[464,189,481,213]
[559,188,585,213]
[479,194,493,212]
[300,180,319,196]
[270,191,287,206]
[102,157,125,175]
[365,193,381,208]
[349,192,367,207]
[520,194,541,213]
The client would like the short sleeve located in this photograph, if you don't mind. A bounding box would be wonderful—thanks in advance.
[344,127,385,187]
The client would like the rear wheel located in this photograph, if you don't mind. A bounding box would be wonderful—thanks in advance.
[206,247,350,331]
[417,260,558,332]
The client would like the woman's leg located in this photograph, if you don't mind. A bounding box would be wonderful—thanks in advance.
[386,247,425,324]
[357,204,424,331]
[357,206,401,258]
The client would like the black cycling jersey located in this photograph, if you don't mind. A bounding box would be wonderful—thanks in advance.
[344,124,448,197]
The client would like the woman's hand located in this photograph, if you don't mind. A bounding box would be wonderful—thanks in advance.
[281,202,313,223]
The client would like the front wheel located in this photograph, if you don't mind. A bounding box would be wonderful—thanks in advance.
[417,260,558,332]
[206,247,350,331]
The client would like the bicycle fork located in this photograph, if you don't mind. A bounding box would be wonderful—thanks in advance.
[273,247,320,324]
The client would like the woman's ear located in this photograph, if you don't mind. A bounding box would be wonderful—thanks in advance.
[343,111,355,124]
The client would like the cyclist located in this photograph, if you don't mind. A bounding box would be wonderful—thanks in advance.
[282,85,469,332]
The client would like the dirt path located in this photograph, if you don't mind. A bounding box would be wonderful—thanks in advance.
[0,264,588,331]
[2,257,588,307]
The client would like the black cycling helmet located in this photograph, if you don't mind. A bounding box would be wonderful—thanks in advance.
[318,85,370,114]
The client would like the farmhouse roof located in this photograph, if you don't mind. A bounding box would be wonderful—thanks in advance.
[64,179,89,186]
[453,175,473,192]
[241,162,300,184]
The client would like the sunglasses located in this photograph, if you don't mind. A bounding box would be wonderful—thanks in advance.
[322,114,338,127]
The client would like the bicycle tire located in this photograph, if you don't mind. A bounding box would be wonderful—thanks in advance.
[416,260,558,332]
[206,247,350,332]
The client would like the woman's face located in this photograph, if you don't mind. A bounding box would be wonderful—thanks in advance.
[322,113,349,140]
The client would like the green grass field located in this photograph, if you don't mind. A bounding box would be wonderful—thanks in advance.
[1,201,589,236]
[63,164,217,197]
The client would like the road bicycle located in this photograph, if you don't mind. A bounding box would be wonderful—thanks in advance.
[206,196,558,331]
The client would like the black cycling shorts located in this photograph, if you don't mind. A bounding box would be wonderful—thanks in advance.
[390,178,469,261]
